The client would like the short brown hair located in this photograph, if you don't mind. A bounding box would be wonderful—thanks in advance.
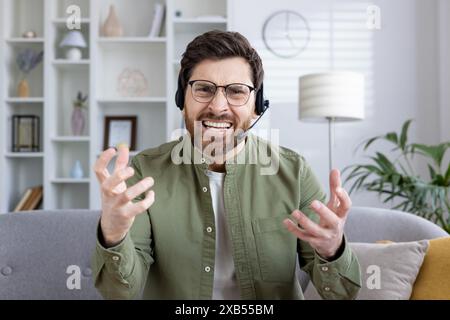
[179,30,264,94]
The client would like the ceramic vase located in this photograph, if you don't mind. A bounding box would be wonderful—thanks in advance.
[71,107,85,136]
[17,78,30,97]
[102,5,123,37]
[70,160,84,179]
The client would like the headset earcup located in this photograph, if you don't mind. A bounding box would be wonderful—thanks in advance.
[175,74,184,110]
[255,91,260,115]
[255,83,267,115]
[175,90,183,110]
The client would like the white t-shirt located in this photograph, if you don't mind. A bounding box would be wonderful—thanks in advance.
[206,170,241,300]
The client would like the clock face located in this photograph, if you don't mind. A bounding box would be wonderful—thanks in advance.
[262,10,311,58]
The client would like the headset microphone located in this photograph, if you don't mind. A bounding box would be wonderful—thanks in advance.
[236,99,269,141]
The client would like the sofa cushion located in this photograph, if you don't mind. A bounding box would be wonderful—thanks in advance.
[410,237,450,300]
[304,240,429,300]
[0,210,103,300]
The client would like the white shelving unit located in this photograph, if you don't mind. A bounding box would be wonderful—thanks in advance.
[0,0,230,213]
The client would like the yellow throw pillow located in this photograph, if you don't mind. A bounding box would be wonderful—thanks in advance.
[411,236,450,300]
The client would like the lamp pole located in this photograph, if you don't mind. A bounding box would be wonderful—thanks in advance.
[327,117,334,173]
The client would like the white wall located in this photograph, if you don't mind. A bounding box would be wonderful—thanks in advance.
[438,0,450,142]
[231,0,445,207]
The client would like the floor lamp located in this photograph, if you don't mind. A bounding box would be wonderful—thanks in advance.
[298,72,365,172]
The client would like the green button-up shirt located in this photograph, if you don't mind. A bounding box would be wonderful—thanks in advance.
[92,134,361,299]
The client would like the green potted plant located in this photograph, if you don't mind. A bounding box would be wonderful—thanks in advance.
[343,120,450,233]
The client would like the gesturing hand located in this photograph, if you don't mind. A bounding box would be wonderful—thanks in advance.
[93,145,155,247]
[283,169,352,259]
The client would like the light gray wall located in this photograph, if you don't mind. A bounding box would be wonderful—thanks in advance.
[231,0,446,207]
[438,0,450,143]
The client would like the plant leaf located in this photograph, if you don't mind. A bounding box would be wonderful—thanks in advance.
[361,136,381,151]
[413,143,449,169]
[385,132,399,146]
[444,163,450,185]
[399,119,413,151]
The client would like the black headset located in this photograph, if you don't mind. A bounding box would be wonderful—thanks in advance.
[175,74,270,115]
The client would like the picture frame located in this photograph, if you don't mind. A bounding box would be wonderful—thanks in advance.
[103,116,137,151]
[12,115,40,152]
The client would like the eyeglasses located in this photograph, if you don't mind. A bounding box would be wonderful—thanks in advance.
[188,80,256,106]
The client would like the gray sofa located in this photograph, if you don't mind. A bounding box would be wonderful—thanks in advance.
[0,207,447,300]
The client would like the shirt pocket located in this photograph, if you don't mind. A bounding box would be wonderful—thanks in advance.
[251,215,297,283]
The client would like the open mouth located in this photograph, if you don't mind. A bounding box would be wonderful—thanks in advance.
[202,120,233,130]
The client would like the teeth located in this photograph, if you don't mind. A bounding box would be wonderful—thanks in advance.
[203,121,232,129]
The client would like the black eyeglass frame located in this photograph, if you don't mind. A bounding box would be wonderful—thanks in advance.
[188,79,256,106]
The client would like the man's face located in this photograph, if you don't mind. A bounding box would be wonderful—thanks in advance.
[183,57,257,156]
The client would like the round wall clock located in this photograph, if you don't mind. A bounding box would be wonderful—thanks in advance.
[262,10,311,59]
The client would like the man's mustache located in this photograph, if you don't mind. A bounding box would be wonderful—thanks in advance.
[196,112,235,122]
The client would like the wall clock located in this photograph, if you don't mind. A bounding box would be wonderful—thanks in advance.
[262,10,311,59]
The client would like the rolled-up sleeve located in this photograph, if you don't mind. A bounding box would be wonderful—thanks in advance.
[297,158,361,299]
[91,157,154,299]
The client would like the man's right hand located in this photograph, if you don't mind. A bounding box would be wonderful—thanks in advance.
[93,145,155,247]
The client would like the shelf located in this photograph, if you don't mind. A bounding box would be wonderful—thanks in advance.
[52,59,90,71]
[52,18,90,24]
[50,178,90,184]
[0,0,230,211]
[5,38,45,44]
[173,17,227,24]
[98,37,166,44]
[5,152,44,158]
[5,97,44,104]
[97,97,167,104]
[52,59,90,65]
[51,136,90,142]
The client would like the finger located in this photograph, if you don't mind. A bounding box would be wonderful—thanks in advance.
[327,169,341,209]
[114,144,130,173]
[102,166,135,196]
[93,147,117,183]
[283,218,317,243]
[116,177,154,206]
[126,190,156,218]
[310,200,340,227]
[291,210,328,238]
[334,187,352,218]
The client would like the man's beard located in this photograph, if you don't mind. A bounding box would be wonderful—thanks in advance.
[185,111,252,160]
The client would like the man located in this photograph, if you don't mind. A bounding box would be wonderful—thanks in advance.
[92,30,361,299]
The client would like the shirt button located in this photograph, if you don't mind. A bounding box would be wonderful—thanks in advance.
[112,255,120,261]
[324,287,331,292]
[201,158,206,164]
[321,266,329,272]
[202,187,208,193]
[206,227,213,233]
[204,266,211,272]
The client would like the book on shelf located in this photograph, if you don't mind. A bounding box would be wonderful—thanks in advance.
[13,186,43,212]
[148,3,165,38]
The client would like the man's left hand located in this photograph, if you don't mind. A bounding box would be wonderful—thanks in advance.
[283,169,352,260]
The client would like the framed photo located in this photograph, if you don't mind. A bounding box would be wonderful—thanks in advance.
[103,116,137,151]
[12,115,40,152]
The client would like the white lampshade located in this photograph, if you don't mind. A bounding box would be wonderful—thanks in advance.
[59,31,87,48]
[299,72,365,122]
